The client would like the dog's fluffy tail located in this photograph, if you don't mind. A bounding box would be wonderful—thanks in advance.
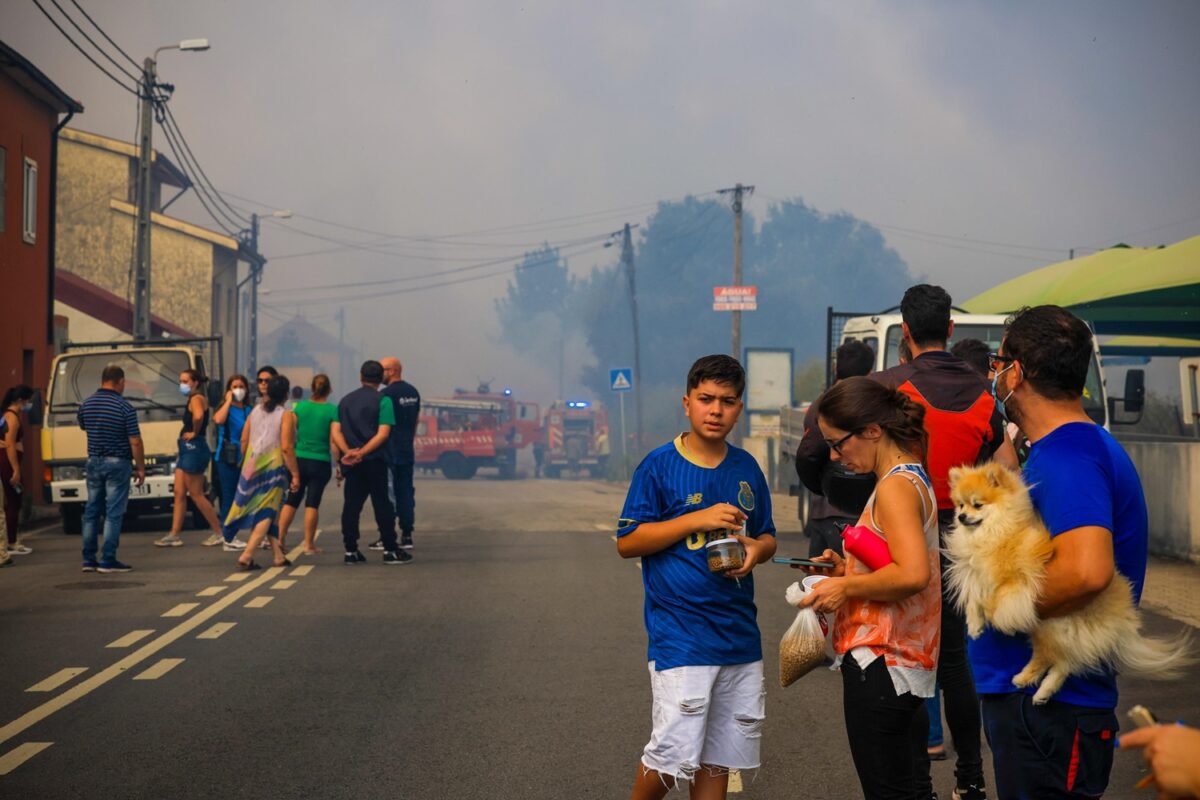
[1115,627,1196,680]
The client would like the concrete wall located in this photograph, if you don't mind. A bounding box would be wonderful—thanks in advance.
[1116,436,1200,563]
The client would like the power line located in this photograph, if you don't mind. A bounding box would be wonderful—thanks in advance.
[66,0,140,69]
[158,102,250,228]
[154,110,241,236]
[31,0,138,95]
[48,0,141,84]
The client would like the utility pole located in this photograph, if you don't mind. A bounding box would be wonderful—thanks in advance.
[336,306,346,399]
[247,213,262,370]
[131,58,157,341]
[619,223,644,452]
[717,183,754,362]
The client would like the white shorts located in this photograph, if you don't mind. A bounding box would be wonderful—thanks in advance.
[641,660,765,783]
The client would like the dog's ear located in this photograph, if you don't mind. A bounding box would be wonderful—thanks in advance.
[986,463,1004,488]
[948,466,964,488]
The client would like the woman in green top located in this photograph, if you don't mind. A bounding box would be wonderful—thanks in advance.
[278,374,341,554]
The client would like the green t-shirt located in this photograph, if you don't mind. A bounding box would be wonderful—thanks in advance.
[293,400,339,461]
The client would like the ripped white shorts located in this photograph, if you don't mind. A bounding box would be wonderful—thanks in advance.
[642,660,765,783]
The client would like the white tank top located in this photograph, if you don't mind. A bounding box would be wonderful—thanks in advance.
[247,405,284,455]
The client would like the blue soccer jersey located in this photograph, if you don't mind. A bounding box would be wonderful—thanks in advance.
[618,434,776,671]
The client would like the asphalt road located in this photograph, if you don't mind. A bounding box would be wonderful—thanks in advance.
[1,475,1196,799]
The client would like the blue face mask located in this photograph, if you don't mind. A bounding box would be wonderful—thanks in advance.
[991,364,1015,422]
[179,383,192,397]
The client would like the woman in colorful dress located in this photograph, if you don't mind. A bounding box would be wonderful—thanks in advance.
[799,376,941,800]
[156,370,225,548]
[223,375,300,570]
[277,374,340,555]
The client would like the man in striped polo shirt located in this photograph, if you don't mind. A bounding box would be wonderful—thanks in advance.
[77,365,145,573]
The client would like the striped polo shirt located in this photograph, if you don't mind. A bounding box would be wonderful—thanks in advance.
[77,389,140,459]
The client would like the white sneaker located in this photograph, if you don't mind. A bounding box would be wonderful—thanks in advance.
[258,539,271,550]
[9,543,32,555]
[154,535,183,547]
[222,537,247,551]
[201,533,223,547]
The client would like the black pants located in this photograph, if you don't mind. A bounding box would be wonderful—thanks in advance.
[389,462,415,534]
[341,459,397,552]
[842,656,931,800]
[981,693,1117,799]
[803,515,852,558]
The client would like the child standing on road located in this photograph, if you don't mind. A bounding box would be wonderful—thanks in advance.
[617,354,776,800]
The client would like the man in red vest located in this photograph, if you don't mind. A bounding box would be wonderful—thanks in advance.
[872,284,1018,800]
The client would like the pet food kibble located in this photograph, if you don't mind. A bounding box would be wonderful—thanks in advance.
[706,538,744,573]
[779,633,826,686]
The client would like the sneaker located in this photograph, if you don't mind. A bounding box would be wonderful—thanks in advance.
[201,533,223,547]
[383,549,413,565]
[952,785,986,800]
[9,543,33,555]
[97,560,133,573]
[367,539,385,551]
[344,550,367,564]
[400,532,413,550]
[81,560,99,572]
[154,535,183,547]
[1,557,15,568]
[222,537,248,551]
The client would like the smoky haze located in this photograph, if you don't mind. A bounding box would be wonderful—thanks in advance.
[5,1,1199,430]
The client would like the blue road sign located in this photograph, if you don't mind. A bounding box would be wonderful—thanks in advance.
[610,368,633,392]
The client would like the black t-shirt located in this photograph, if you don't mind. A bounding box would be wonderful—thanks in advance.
[382,380,421,464]
[337,385,393,462]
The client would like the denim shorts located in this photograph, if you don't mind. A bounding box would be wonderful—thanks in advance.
[177,438,211,475]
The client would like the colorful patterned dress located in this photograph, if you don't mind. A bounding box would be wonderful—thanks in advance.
[222,405,289,539]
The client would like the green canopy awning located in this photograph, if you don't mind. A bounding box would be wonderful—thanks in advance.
[1101,335,1200,357]
[964,235,1200,337]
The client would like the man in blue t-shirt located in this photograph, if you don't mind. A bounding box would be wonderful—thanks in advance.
[969,306,1148,799]
[617,354,776,800]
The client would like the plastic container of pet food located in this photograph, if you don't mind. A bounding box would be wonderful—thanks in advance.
[841,524,893,571]
[706,537,744,573]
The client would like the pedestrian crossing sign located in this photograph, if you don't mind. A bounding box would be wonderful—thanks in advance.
[610,368,633,392]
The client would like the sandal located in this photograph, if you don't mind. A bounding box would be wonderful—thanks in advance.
[237,560,262,571]
[272,558,292,568]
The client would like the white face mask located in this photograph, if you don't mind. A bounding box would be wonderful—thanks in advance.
[232,387,247,402]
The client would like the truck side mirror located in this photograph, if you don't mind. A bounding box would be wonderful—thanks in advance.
[1123,369,1145,415]
[28,390,45,426]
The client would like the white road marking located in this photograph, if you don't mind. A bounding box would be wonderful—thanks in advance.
[196,586,228,597]
[594,523,612,531]
[729,769,743,792]
[271,579,296,590]
[196,622,236,640]
[0,742,53,775]
[105,630,154,649]
[224,572,252,583]
[133,658,184,680]
[245,596,274,608]
[290,565,314,576]
[26,669,87,693]
[162,603,200,618]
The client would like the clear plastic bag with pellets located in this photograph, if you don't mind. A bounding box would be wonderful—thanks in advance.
[779,580,831,687]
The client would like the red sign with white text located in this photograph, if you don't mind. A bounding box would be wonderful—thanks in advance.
[713,285,757,311]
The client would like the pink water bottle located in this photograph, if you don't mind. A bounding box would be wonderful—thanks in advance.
[841,525,893,571]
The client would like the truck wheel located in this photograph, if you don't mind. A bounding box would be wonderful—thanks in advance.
[440,453,473,480]
[61,504,83,536]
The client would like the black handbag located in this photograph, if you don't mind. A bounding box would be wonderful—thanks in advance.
[219,415,240,467]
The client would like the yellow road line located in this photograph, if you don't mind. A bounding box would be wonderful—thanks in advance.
[224,572,252,583]
[105,630,155,649]
[245,596,274,608]
[0,548,299,747]
[26,669,87,693]
[0,742,53,775]
[729,769,743,792]
[290,565,313,576]
[595,523,613,531]
[132,658,184,681]
[162,603,200,618]
[196,586,228,597]
[271,579,296,590]
[196,622,236,640]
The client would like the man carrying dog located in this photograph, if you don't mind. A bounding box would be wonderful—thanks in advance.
[970,305,1148,799]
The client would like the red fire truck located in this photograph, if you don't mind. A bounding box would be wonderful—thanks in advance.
[415,386,541,480]
[538,401,610,478]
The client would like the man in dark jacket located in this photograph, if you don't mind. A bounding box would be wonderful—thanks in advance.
[376,357,421,551]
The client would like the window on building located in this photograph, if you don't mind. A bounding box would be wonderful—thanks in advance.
[23,157,37,244]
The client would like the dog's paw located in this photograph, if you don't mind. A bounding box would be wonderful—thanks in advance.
[1031,687,1053,705]
[967,620,985,639]
[1011,669,1038,689]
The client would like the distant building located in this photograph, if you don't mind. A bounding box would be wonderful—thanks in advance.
[260,314,358,399]
[0,41,82,505]
[54,126,243,376]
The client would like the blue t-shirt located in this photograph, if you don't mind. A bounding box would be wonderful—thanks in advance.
[618,434,776,671]
[215,405,249,452]
[967,422,1148,708]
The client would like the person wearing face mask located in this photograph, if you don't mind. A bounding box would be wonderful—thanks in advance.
[970,306,1148,800]
[1,385,36,556]
[155,369,225,547]
[209,374,251,550]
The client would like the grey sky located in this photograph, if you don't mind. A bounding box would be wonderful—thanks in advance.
[6,0,1199,400]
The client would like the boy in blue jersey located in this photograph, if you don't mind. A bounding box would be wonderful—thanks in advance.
[617,354,777,800]
[971,306,1149,799]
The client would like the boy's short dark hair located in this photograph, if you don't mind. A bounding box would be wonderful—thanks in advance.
[687,354,745,397]
[950,338,991,378]
[1003,305,1093,400]
[101,365,125,384]
[900,284,953,346]
[360,360,385,384]
[835,341,875,380]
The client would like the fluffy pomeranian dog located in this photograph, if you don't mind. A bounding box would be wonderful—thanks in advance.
[944,462,1193,705]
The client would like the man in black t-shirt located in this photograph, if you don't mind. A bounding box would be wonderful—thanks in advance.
[374,357,421,551]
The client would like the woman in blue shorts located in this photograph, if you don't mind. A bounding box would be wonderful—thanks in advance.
[156,369,225,547]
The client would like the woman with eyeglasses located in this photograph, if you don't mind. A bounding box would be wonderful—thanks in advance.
[156,369,227,547]
[209,374,251,550]
[797,376,941,800]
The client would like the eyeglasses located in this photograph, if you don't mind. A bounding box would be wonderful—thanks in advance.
[826,430,857,455]
[987,352,1015,372]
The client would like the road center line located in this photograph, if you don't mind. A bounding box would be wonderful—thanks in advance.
[271,579,296,590]
[224,572,252,583]
[0,742,53,776]
[729,769,743,793]
[26,669,87,694]
[162,603,200,618]
[290,565,313,576]
[196,586,228,597]
[0,555,294,747]
[196,622,236,640]
[105,630,155,649]
[245,596,274,608]
[133,658,185,680]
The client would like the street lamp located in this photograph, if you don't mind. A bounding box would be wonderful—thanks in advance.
[131,39,210,341]
[240,209,292,373]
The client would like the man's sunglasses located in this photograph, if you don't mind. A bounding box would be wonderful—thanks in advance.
[826,430,858,455]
